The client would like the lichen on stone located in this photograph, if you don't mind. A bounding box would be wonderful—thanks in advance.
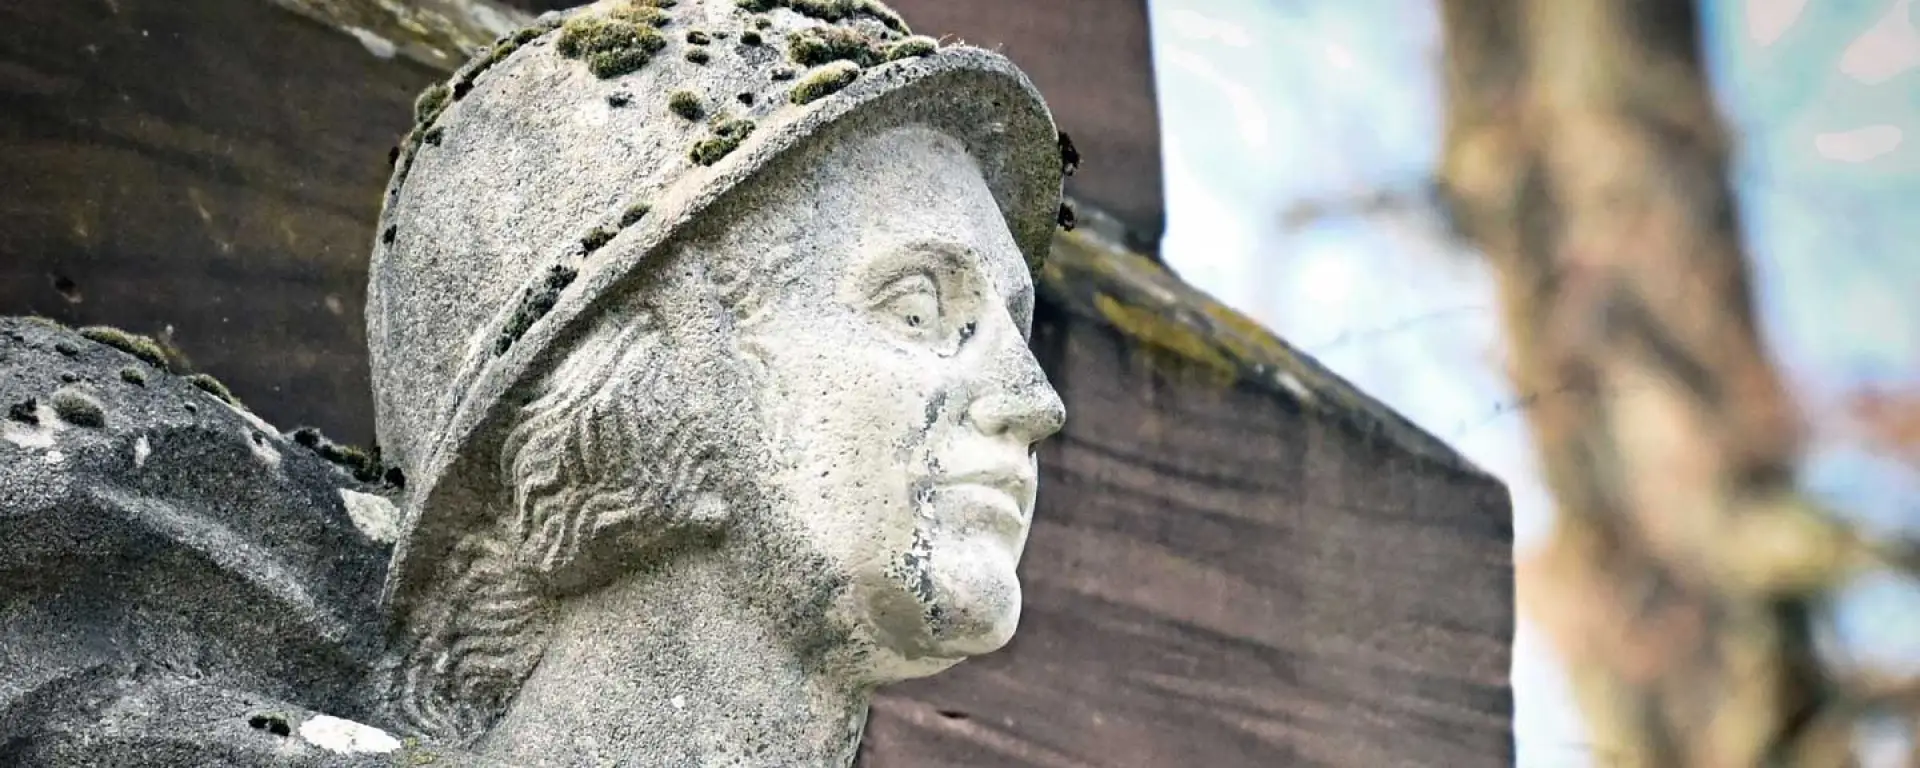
[49,387,105,428]
[1092,293,1236,386]
[788,25,882,67]
[187,373,239,406]
[557,7,670,79]
[496,264,580,355]
[788,60,859,105]
[78,326,169,369]
[883,35,937,62]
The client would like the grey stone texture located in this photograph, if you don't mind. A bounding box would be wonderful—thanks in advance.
[3,0,1068,764]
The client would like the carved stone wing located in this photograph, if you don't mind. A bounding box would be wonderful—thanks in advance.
[0,318,416,765]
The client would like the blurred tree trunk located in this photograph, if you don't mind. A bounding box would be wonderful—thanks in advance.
[1437,0,1917,764]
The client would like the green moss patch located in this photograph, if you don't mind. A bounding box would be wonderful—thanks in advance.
[685,30,712,45]
[771,66,796,81]
[734,0,907,34]
[558,9,670,79]
[668,90,705,120]
[7,398,38,425]
[119,367,146,386]
[289,427,388,484]
[690,118,757,165]
[78,326,169,369]
[883,35,937,61]
[685,48,712,64]
[414,83,451,126]
[789,61,859,105]
[742,30,764,46]
[186,373,238,406]
[50,387,105,428]
[581,227,617,253]
[496,264,580,355]
[788,25,883,67]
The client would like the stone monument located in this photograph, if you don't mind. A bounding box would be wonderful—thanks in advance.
[0,0,1069,764]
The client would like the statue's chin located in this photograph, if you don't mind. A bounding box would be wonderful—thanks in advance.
[922,552,1025,658]
[859,554,1024,682]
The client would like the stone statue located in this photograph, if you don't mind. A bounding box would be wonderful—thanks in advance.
[0,0,1068,765]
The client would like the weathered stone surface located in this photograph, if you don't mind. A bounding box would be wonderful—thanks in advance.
[0,318,414,764]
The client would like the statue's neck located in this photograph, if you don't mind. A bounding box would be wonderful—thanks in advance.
[480,552,870,767]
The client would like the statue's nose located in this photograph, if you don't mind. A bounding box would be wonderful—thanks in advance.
[965,347,1065,447]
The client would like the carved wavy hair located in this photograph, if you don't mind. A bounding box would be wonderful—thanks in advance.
[391,259,781,742]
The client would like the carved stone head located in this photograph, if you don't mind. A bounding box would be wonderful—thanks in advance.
[364,0,1065,743]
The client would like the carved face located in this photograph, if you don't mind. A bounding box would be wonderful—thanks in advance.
[734,126,1065,680]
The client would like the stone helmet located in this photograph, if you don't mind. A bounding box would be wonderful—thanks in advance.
[365,0,1065,615]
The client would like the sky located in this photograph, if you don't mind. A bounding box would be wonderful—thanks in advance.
[1144,0,1920,764]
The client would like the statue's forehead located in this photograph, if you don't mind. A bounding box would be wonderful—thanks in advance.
[716,128,1027,301]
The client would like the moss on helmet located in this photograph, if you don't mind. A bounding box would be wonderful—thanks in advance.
[558,9,670,79]
[496,264,580,355]
[788,25,891,67]
[789,60,859,105]
[883,35,937,62]
[49,387,105,428]
[187,373,239,407]
[733,0,908,34]
[78,326,169,369]
[414,83,451,126]
[685,48,712,65]
[581,226,617,254]
[620,202,652,228]
[690,118,757,165]
[668,89,706,120]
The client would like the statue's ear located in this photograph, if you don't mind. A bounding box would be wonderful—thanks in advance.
[1,318,394,725]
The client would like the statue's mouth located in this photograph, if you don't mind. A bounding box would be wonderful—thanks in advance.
[930,468,1032,543]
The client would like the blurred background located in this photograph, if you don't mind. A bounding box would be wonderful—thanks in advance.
[1148,0,1918,763]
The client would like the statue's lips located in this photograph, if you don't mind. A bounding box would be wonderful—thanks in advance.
[931,470,1033,544]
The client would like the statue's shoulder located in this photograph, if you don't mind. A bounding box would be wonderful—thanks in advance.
[0,318,402,755]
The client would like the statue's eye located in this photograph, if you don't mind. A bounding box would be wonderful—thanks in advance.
[873,273,942,340]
